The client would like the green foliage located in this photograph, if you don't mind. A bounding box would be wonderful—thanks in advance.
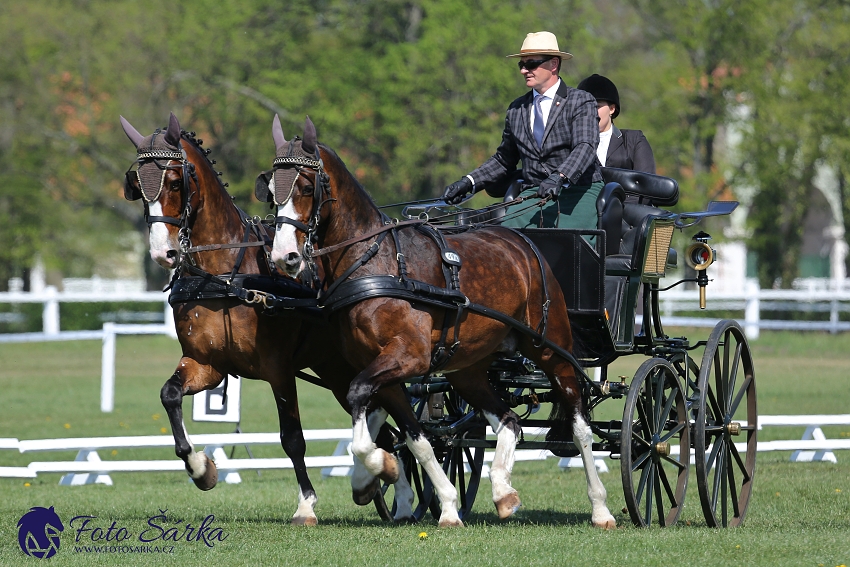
[1,1,848,286]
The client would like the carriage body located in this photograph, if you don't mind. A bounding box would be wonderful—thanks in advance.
[383,169,756,528]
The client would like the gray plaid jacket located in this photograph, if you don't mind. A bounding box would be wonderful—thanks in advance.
[469,79,602,188]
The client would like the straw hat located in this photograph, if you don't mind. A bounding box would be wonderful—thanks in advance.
[506,31,573,60]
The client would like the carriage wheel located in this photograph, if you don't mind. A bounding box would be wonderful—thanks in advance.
[374,391,485,522]
[693,320,757,528]
[374,444,440,522]
[438,426,486,520]
[620,358,690,527]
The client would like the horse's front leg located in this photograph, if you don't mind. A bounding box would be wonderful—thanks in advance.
[347,346,462,528]
[270,378,318,526]
[160,358,220,490]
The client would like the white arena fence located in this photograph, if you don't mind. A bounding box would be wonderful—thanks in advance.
[4,283,850,341]
[2,417,848,486]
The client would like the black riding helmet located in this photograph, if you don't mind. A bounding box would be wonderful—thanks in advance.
[577,74,620,119]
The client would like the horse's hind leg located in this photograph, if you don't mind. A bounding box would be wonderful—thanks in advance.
[160,358,220,490]
[531,349,616,529]
[270,378,318,526]
[447,367,522,519]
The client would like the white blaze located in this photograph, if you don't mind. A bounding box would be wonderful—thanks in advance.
[148,201,178,268]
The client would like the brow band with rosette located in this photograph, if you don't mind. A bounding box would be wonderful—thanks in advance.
[137,150,184,161]
[273,156,322,169]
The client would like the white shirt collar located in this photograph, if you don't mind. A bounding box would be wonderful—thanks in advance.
[534,79,561,101]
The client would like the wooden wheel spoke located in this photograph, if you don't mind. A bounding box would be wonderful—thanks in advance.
[636,396,653,439]
[728,438,751,483]
[705,430,723,473]
[654,465,666,526]
[635,457,652,503]
[658,386,677,431]
[653,370,666,427]
[643,462,656,524]
[657,460,679,506]
[726,342,742,408]
[706,383,723,425]
[725,451,741,520]
[631,447,651,471]
[710,439,726,511]
[658,422,685,444]
[660,452,686,471]
[729,375,753,417]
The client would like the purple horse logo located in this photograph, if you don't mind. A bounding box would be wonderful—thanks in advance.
[17,506,64,559]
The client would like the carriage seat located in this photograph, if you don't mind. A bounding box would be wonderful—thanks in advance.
[599,167,679,270]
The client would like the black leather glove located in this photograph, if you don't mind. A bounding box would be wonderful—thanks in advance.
[537,172,566,199]
[442,177,473,205]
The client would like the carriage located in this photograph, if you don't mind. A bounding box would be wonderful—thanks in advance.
[121,113,755,530]
[369,167,756,529]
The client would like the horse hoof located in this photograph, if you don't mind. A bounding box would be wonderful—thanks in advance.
[592,516,617,530]
[438,517,464,528]
[189,455,218,491]
[291,515,318,527]
[377,452,399,484]
[352,477,380,506]
[393,515,417,525]
[495,492,521,519]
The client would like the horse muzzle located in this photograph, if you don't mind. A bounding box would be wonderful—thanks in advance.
[272,251,304,278]
[151,248,179,269]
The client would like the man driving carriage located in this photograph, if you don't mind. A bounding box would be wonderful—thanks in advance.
[441,31,604,231]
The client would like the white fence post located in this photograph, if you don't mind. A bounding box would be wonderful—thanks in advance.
[164,298,177,339]
[42,286,60,336]
[101,323,116,413]
[744,280,760,340]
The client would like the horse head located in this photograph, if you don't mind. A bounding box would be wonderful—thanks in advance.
[120,113,202,269]
[256,114,327,278]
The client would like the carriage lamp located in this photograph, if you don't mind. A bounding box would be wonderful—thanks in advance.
[685,231,715,309]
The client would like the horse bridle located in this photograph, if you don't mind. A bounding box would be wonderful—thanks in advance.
[124,133,199,256]
[271,144,331,282]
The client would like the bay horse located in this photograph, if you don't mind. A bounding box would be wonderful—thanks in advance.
[259,115,616,529]
[119,113,417,525]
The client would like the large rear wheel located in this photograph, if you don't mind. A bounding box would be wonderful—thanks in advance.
[693,320,757,527]
[621,358,690,527]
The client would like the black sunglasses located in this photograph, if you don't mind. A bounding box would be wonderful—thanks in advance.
[517,57,553,71]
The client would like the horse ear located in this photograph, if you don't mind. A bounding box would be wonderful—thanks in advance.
[302,116,317,155]
[119,116,144,148]
[254,170,274,203]
[272,114,286,151]
[165,112,181,146]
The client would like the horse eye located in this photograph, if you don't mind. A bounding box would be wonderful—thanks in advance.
[301,184,314,196]
[170,179,181,190]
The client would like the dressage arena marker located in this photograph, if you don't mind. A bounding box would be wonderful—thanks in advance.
[3,416,848,485]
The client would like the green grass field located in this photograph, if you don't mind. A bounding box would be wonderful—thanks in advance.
[1,330,849,566]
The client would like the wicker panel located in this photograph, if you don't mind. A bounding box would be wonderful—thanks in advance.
[644,222,675,277]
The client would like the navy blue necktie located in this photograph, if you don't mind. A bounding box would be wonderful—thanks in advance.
[533,96,546,148]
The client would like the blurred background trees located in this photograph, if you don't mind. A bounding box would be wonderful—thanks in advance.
[1,0,847,289]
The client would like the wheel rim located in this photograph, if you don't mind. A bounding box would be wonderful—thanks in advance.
[694,320,757,528]
[621,358,690,527]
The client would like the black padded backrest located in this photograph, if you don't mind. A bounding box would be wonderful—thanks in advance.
[600,167,679,207]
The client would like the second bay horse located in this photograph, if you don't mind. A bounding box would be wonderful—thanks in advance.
[260,115,616,528]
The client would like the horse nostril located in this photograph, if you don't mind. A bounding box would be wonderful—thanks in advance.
[284,252,300,267]
[166,250,177,259]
